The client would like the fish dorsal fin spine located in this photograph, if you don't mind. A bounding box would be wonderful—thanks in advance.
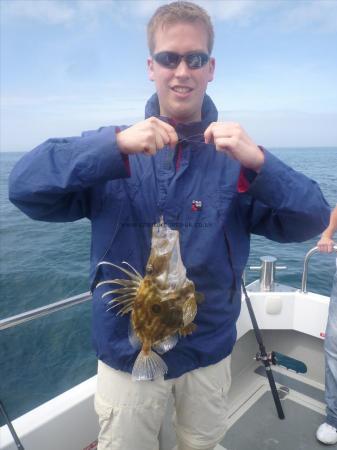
[96,261,142,282]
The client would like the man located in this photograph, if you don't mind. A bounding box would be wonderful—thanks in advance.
[316,205,337,446]
[9,2,330,450]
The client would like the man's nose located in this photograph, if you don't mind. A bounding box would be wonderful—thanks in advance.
[174,60,190,77]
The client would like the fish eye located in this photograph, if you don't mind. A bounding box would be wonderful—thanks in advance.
[151,303,162,314]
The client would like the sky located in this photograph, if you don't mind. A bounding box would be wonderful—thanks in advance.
[1,0,337,151]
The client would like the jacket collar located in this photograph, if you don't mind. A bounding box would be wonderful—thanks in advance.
[144,93,218,141]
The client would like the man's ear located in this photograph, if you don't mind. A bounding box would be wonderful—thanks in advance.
[208,57,215,83]
[148,57,155,81]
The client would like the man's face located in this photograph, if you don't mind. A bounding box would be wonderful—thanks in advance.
[148,21,215,123]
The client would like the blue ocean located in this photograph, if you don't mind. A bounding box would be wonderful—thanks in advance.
[0,148,336,425]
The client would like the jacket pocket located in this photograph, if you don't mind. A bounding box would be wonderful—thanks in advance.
[216,186,237,219]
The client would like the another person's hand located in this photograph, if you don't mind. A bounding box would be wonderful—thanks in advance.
[204,122,265,172]
[317,236,335,253]
[116,117,178,156]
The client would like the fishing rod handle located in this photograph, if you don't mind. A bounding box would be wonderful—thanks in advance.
[265,366,285,420]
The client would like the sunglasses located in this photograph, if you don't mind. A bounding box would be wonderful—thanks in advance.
[153,51,210,69]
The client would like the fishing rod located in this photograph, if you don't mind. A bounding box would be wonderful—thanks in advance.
[0,399,25,449]
[241,280,307,420]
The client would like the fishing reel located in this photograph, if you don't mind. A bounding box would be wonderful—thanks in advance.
[255,351,307,374]
[241,279,308,420]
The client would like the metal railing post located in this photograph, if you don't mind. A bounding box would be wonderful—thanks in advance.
[301,245,337,293]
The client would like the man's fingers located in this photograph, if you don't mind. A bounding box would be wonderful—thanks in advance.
[212,137,238,155]
[157,120,178,148]
[157,126,175,150]
[154,132,165,153]
[204,122,240,144]
[143,144,156,156]
[204,123,215,144]
[117,117,179,156]
[148,117,178,149]
[204,121,264,172]
[167,129,178,148]
[204,123,237,155]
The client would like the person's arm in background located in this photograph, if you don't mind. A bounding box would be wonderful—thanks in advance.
[317,205,337,253]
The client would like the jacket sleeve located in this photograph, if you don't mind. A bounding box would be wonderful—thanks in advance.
[241,150,330,242]
[8,126,129,222]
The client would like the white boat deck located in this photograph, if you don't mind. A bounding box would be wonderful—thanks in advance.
[159,328,326,450]
[0,285,329,450]
[222,330,326,450]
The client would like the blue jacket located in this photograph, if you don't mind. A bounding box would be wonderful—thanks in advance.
[9,94,330,379]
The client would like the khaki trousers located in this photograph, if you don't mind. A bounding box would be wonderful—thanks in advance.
[95,357,231,450]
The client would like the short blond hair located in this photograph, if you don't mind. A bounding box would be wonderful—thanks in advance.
[147,1,214,55]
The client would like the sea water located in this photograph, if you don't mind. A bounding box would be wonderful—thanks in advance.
[0,148,336,424]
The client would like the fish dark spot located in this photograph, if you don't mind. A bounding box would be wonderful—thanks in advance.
[151,303,162,314]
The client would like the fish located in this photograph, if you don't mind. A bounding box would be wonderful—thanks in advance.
[95,217,203,381]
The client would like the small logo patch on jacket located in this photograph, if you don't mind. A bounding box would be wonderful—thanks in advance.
[191,200,202,211]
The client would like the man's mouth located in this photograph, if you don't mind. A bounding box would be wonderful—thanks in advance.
[171,86,193,94]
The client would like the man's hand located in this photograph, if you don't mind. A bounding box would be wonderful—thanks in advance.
[204,122,265,172]
[317,236,335,253]
[116,117,178,156]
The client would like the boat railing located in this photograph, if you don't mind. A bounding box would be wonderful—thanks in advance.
[0,291,92,331]
[1,245,336,330]
[301,245,337,293]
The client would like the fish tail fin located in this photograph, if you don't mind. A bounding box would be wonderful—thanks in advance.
[132,350,168,381]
